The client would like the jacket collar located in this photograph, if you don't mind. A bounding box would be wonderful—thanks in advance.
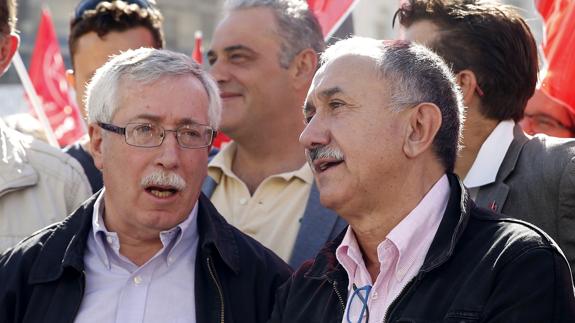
[304,173,472,280]
[475,124,529,212]
[29,191,241,284]
[196,192,241,274]
[29,193,98,284]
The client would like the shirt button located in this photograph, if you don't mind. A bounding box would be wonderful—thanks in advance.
[239,198,247,205]
[106,236,113,244]
[133,275,143,285]
[371,291,378,300]
[168,256,175,264]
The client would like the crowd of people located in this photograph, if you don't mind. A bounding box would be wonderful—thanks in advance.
[0,0,574,322]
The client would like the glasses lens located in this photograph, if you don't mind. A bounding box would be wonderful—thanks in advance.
[126,123,162,147]
[177,124,214,148]
[74,0,152,21]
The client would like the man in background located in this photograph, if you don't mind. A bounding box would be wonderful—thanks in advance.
[206,0,346,268]
[65,0,164,193]
[396,0,575,275]
[0,0,91,251]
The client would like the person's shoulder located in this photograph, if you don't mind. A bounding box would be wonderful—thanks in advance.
[0,220,62,272]
[523,134,575,160]
[10,133,87,183]
[470,205,562,251]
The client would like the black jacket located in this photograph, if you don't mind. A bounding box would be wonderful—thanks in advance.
[269,174,575,322]
[0,193,292,323]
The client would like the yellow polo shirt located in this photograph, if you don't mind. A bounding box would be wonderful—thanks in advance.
[208,142,313,262]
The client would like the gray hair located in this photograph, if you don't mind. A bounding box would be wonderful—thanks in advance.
[321,37,464,172]
[224,0,325,68]
[86,48,221,129]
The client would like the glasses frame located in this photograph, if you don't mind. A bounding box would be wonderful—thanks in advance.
[98,121,217,149]
[346,284,371,323]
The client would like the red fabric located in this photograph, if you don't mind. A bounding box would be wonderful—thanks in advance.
[307,0,358,38]
[536,0,575,115]
[212,133,230,149]
[192,31,203,64]
[28,9,84,147]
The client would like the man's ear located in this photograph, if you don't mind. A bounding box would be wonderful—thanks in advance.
[455,69,479,106]
[66,69,76,89]
[288,48,318,90]
[403,103,442,159]
[89,123,104,170]
[0,34,19,75]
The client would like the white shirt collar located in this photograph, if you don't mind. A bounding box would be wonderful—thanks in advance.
[464,120,515,189]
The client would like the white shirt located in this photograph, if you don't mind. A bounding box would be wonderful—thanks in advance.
[74,190,198,323]
[464,120,515,200]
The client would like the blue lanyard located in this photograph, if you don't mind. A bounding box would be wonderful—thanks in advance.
[346,283,372,323]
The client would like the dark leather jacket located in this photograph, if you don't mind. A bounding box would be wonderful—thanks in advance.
[0,193,292,323]
[269,174,575,322]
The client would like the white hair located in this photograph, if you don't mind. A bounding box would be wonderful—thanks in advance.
[319,37,464,172]
[85,48,221,129]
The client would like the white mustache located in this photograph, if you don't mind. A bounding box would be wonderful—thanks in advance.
[307,145,345,163]
[140,171,186,191]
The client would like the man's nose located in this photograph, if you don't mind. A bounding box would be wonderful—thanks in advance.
[156,131,181,169]
[299,114,330,150]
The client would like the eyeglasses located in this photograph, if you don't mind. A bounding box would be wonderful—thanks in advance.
[98,122,216,149]
[73,0,156,24]
[346,284,371,323]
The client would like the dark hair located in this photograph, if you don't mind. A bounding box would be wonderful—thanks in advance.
[394,0,538,121]
[0,0,16,35]
[69,0,164,66]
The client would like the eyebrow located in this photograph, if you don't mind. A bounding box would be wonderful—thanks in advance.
[129,115,204,126]
[207,44,256,58]
[318,87,343,100]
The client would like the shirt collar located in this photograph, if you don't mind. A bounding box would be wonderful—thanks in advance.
[336,174,450,283]
[464,120,515,188]
[91,189,199,269]
[208,141,313,184]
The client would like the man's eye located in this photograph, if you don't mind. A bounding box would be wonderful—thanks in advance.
[329,100,344,109]
[134,124,155,135]
[229,53,248,63]
[180,129,202,138]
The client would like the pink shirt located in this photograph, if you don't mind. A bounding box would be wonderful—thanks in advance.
[336,175,450,323]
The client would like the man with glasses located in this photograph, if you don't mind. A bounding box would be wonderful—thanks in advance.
[395,0,575,278]
[64,0,164,193]
[268,37,575,323]
[0,48,291,323]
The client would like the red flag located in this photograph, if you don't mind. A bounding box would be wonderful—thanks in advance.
[307,0,359,39]
[192,30,203,64]
[535,0,575,116]
[28,8,84,147]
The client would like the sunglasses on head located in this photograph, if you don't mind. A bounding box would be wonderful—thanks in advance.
[73,0,155,22]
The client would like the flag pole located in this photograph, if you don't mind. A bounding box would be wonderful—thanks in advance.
[11,51,60,147]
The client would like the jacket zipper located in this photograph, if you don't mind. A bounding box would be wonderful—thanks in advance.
[207,256,225,323]
[329,278,346,311]
[382,278,416,323]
